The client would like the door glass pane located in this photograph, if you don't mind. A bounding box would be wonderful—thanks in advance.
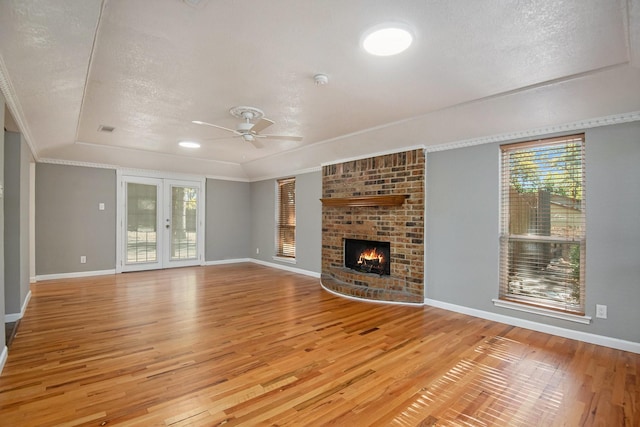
[171,186,198,260]
[126,183,157,263]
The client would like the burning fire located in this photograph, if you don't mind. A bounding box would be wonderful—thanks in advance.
[357,248,385,265]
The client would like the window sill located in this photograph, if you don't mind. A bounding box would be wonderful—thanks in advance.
[492,299,592,324]
[273,256,297,265]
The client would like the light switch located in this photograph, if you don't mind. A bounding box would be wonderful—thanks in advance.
[99,202,105,211]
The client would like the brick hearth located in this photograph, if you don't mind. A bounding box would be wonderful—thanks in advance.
[321,149,424,303]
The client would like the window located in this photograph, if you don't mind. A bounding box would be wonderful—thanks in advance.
[499,134,585,314]
[276,177,296,258]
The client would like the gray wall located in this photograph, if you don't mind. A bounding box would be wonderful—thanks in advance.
[250,178,275,261]
[4,131,30,316]
[586,123,640,340]
[426,121,640,343]
[20,137,30,308]
[205,178,251,261]
[426,142,499,311]
[33,169,319,273]
[35,163,116,275]
[0,98,6,348]
[293,171,322,273]
[250,170,322,273]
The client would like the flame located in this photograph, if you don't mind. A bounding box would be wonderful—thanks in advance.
[357,248,385,265]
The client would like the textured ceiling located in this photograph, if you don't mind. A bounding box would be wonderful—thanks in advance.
[1,0,639,180]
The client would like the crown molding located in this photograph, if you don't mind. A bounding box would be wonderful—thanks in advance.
[320,145,426,167]
[37,110,640,179]
[205,174,251,183]
[424,111,640,153]
[118,167,207,182]
[292,165,323,175]
[75,141,242,166]
[39,157,254,183]
[0,52,39,161]
[39,157,118,170]
[248,165,322,183]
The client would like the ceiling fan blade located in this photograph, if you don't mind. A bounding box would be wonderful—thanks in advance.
[261,134,303,142]
[192,120,238,134]
[248,139,264,149]
[250,118,275,134]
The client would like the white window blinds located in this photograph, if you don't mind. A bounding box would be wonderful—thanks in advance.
[500,134,586,314]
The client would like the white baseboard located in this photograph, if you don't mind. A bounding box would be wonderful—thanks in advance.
[203,257,321,278]
[35,269,116,282]
[424,298,640,354]
[250,258,321,278]
[33,262,319,281]
[203,258,252,266]
[0,345,7,375]
[5,290,31,323]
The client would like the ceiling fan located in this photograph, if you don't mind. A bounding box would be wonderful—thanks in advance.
[192,106,303,148]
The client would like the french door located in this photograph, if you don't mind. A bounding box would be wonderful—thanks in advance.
[118,175,204,272]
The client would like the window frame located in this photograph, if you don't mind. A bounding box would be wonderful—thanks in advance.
[498,134,586,316]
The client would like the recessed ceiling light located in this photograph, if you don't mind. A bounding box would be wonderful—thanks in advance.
[179,141,200,148]
[362,23,413,56]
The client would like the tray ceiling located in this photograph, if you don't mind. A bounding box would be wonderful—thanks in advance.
[1,0,639,180]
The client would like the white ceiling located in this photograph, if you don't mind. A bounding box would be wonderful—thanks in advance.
[1,0,639,181]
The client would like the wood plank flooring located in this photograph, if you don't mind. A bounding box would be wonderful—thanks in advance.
[0,263,638,426]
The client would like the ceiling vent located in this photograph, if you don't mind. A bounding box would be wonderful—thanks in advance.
[98,125,115,133]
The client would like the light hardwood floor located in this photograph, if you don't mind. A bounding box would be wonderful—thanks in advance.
[0,264,638,426]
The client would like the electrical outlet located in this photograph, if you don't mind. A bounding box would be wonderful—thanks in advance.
[256,248,260,254]
[99,202,105,211]
[596,304,607,319]
[80,256,87,264]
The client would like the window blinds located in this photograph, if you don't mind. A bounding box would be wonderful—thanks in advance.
[277,178,296,258]
[499,134,585,314]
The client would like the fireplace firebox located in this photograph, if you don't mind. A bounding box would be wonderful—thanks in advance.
[344,238,391,276]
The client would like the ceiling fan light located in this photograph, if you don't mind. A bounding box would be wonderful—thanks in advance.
[179,141,200,148]
[362,24,413,56]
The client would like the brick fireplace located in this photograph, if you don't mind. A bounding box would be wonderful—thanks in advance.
[321,149,425,303]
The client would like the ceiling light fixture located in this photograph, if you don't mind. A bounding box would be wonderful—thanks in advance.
[362,23,414,56]
[179,141,200,148]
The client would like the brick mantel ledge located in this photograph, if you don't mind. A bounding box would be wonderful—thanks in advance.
[320,194,408,207]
